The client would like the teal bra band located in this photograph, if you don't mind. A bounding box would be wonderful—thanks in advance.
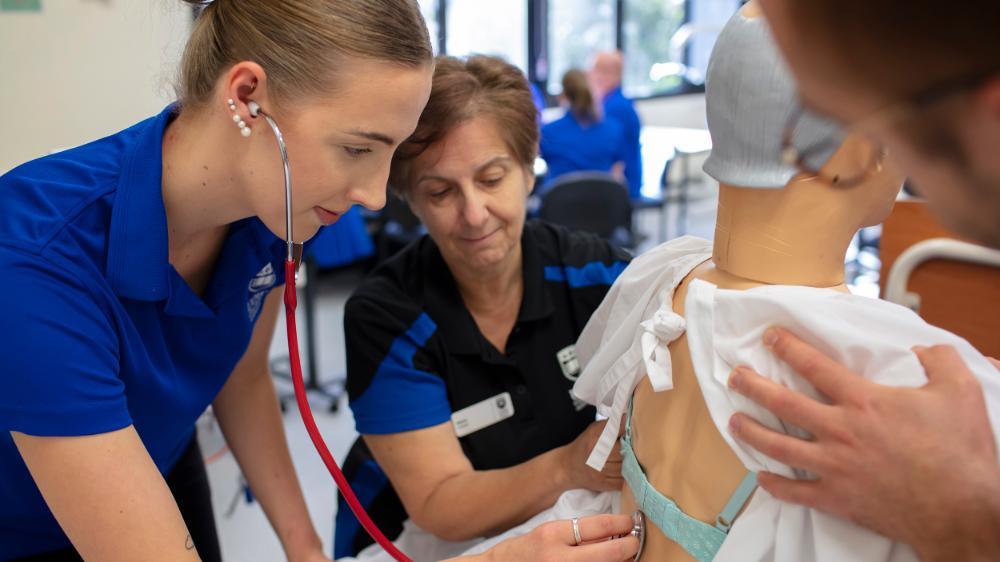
[622,398,757,562]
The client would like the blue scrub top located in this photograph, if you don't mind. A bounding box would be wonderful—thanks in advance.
[308,206,374,269]
[602,87,643,198]
[539,112,627,192]
[0,105,290,559]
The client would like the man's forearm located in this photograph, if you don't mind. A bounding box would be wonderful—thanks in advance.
[913,475,1000,562]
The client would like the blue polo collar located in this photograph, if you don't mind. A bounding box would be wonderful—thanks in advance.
[105,104,177,302]
[104,105,287,318]
[604,87,624,102]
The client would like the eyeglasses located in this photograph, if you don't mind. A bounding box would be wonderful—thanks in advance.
[780,67,997,188]
[781,106,886,188]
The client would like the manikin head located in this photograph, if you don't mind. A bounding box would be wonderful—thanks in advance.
[759,0,1000,248]
[703,5,904,277]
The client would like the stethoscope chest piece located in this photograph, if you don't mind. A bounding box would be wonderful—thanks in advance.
[631,510,645,561]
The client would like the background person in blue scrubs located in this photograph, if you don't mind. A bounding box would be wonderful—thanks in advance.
[0,2,639,561]
[589,51,643,199]
[539,69,628,192]
[0,1,433,560]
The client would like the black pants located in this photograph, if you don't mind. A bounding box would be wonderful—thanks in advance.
[13,436,223,562]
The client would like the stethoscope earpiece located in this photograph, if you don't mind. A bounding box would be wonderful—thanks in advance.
[247,100,261,118]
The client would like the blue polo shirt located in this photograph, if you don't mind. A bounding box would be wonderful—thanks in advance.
[0,105,290,559]
[602,88,643,198]
[540,112,627,192]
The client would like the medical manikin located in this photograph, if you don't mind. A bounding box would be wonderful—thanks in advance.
[457,5,1000,562]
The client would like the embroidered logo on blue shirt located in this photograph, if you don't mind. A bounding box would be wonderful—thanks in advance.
[247,262,276,320]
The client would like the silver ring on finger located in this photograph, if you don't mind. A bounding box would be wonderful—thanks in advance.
[571,516,582,546]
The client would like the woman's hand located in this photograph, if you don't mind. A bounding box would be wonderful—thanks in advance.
[477,514,639,562]
[559,420,624,492]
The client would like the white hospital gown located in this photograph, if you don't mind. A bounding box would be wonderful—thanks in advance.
[568,235,1000,562]
[340,236,1000,562]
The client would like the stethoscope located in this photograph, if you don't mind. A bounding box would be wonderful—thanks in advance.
[247,100,414,562]
[247,100,647,562]
[630,511,645,560]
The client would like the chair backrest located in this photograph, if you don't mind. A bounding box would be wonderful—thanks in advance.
[538,172,633,245]
[384,193,422,231]
[880,200,1000,358]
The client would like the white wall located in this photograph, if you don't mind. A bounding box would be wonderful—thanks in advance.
[635,92,707,129]
[0,0,191,174]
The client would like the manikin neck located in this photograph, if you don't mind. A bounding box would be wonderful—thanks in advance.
[710,183,858,289]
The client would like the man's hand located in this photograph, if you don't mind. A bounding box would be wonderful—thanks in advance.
[725,328,1000,561]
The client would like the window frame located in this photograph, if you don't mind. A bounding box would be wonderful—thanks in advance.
[426,0,705,106]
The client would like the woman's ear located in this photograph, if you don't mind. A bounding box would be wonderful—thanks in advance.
[222,61,270,121]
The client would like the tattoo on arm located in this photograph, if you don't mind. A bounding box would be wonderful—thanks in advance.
[185,534,195,551]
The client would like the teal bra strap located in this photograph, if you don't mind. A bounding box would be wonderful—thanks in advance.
[622,398,757,562]
[716,470,757,532]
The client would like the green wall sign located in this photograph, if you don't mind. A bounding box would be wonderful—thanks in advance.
[1,0,42,12]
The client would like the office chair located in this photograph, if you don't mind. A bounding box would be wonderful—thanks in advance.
[538,171,636,250]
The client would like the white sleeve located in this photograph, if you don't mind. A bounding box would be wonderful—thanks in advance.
[571,238,712,469]
[682,280,1000,562]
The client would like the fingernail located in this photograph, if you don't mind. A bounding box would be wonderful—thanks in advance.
[729,415,741,434]
[763,328,778,348]
[728,368,744,390]
[911,345,927,354]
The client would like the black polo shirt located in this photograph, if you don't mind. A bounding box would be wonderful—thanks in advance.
[333,220,631,557]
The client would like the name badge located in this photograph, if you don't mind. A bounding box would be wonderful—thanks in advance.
[451,392,515,438]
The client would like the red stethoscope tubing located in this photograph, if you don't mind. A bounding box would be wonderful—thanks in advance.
[283,259,413,562]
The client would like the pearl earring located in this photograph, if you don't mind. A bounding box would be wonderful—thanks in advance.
[227,98,251,138]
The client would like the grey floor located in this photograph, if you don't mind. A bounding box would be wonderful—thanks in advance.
[199,266,362,562]
[199,171,878,560]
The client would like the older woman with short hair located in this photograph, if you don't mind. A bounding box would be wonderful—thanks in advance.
[335,55,632,559]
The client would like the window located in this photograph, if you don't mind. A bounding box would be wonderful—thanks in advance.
[620,0,743,98]
[417,0,744,102]
[418,0,440,54]
[547,0,616,96]
[686,0,742,85]
[620,0,687,98]
[446,0,528,72]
